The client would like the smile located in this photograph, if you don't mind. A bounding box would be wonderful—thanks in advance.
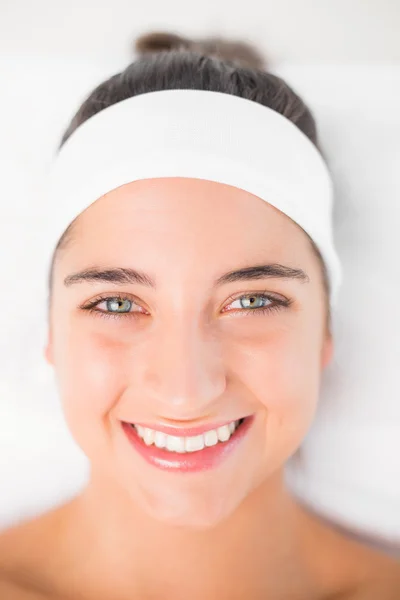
[131,418,245,453]
[121,416,254,473]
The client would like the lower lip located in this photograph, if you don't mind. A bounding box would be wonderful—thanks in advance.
[121,416,254,473]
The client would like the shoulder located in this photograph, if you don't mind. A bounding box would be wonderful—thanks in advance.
[330,526,400,597]
[0,518,45,598]
[327,529,400,598]
[347,567,400,599]
[330,522,400,595]
[0,503,73,599]
[319,546,400,600]
[294,500,400,598]
[362,555,400,597]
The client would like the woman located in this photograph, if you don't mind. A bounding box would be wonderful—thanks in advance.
[0,31,399,599]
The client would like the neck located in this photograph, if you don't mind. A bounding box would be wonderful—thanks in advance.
[63,467,317,597]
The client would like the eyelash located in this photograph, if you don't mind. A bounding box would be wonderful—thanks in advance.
[80,291,292,321]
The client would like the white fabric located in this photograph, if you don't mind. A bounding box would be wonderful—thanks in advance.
[42,89,342,309]
[0,54,399,550]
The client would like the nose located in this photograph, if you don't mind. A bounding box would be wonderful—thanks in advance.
[142,320,227,419]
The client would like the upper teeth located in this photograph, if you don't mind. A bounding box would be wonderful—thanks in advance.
[133,420,240,453]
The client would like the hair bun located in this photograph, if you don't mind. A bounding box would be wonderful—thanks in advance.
[134,31,193,54]
[134,31,267,70]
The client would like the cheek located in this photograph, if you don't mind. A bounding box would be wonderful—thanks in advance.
[53,325,128,452]
[239,326,322,460]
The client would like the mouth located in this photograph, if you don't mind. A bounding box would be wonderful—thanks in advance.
[121,416,254,473]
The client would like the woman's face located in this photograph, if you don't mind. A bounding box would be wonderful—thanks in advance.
[46,177,333,529]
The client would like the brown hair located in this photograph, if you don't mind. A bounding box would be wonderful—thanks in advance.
[51,31,331,331]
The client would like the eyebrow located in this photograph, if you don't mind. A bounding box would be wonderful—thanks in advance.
[64,264,309,288]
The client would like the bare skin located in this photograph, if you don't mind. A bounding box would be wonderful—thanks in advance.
[1,178,399,598]
[0,473,399,599]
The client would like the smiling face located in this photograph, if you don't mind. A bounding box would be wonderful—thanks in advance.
[45,177,333,529]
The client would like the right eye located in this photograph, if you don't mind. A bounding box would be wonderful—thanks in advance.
[82,294,146,319]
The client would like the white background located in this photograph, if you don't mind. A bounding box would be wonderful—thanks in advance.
[1,0,399,65]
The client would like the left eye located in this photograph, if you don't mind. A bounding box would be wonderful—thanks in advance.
[226,294,272,311]
[101,298,135,313]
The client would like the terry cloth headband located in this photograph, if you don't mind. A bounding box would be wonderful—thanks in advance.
[42,89,342,308]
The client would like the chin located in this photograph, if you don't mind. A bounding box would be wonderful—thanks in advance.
[146,503,231,530]
[132,485,242,531]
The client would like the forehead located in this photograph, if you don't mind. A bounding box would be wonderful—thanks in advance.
[54,178,317,287]
[50,177,324,306]
[71,177,306,248]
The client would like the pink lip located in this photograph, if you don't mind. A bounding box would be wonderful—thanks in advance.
[127,418,246,437]
[121,415,254,473]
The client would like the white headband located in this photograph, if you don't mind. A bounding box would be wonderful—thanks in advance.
[43,89,342,308]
